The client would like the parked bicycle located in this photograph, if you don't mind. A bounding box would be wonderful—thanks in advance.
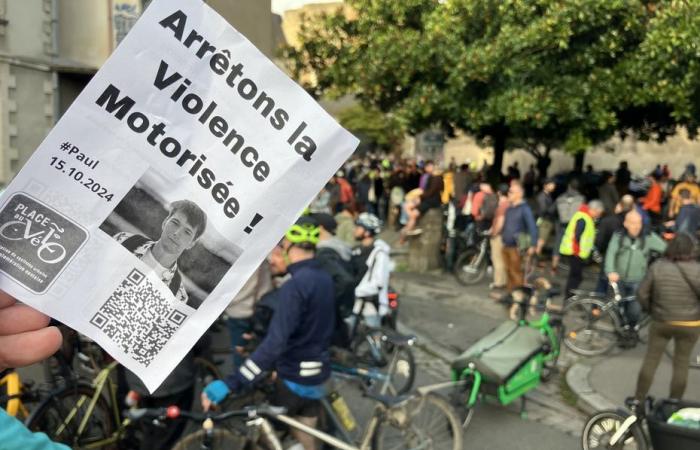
[0,370,43,420]
[451,281,564,426]
[582,397,700,449]
[25,355,221,449]
[563,281,650,356]
[453,229,491,285]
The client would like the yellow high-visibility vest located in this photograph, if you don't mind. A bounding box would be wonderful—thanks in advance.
[559,211,595,258]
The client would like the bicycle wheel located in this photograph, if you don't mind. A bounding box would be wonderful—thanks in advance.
[453,248,487,285]
[563,298,619,356]
[172,428,248,450]
[25,384,116,448]
[373,393,462,450]
[352,329,416,395]
[582,410,647,449]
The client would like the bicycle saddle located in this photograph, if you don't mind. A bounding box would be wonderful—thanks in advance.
[381,330,416,347]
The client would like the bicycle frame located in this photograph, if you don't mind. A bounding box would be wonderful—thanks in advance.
[1,371,29,418]
[50,361,126,448]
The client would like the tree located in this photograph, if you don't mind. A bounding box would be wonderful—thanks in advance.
[285,0,697,177]
[336,105,405,153]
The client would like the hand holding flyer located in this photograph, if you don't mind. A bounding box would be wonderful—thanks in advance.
[0,0,358,391]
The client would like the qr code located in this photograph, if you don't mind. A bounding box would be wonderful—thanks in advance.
[90,269,188,366]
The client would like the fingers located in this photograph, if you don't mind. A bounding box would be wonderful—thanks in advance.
[0,304,50,336]
[0,291,16,309]
[0,326,62,370]
[201,392,211,412]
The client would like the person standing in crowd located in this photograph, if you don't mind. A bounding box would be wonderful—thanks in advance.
[225,262,273,369]
[535,178,557,256]
[668,189,700,235]
[598,171,619,216]
[471,182,498,233]
[203,220,334,450]
[594,195,635,295]
[334,205,356,246]
[559,200,605,299]
[523,164,536,198]
[335,171,355,213]
[552,179,585,274]
[488,184,510,299]
[605,210,667,328]
[352,213,392,327]
[615,161,631,196]
[669,171,700,218]
[634,233,700,402]
[501,182,538,293]
[452,163,473,203]
[641,171,663,227]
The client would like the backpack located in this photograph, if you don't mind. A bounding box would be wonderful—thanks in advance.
[249,288,283,341]
[479,193,499,222]
[556,192,584,223]
[315,247,357,319]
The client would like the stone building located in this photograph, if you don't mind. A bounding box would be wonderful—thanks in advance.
[0,0,273,185]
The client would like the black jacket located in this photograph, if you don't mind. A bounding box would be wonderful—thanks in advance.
[594,213,624,256]
[637,259,700,322]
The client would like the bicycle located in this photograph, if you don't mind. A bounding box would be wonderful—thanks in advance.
[562,282,650,356]
[25,356,221,449]
[451,281,564,426]
[453,229,491,285]
[582,397,700,449]
[345,296,417,396]
[172,390,463,450]
[0,370,44,420]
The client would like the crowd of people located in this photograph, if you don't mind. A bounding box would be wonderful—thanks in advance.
[2,154,700,450]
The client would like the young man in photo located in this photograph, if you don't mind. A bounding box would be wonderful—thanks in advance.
[114,199,207,308]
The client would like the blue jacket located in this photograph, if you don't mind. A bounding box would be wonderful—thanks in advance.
[225,259,335,391]
[502,202,538,248]
[0,408,70,450]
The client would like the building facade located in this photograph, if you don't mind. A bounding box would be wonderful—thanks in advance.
[0,0,272,185]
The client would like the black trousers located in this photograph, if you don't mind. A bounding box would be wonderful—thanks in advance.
[564,255,585,300]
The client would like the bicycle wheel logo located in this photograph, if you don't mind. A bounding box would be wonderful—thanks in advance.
[0,193,88,293]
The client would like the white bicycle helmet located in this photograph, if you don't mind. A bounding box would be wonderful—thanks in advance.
[355,212,382,236]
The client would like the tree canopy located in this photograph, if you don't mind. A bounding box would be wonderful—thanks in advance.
[284,0,700,176]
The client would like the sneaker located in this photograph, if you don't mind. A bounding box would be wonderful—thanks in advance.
[405,228,423,236]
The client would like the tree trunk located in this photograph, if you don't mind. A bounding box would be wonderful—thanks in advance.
[573,151,585,173]
[489,129,507,183]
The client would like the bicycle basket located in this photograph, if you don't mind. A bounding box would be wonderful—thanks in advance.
[647,398,700,450]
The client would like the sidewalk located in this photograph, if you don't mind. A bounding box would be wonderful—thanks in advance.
[566,342,700,414]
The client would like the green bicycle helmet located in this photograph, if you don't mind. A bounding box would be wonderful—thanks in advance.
[285,217,320,245]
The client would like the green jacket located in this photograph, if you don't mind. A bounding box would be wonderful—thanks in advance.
[604,231,667,282]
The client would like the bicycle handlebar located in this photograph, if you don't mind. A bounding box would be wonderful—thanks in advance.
[125,404,288,423]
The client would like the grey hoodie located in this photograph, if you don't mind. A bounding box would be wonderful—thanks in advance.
[318,237,352,262]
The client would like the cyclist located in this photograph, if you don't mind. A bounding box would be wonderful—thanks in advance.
[202,219,334,450]
[351,212,392,327]
[605,209,667,329]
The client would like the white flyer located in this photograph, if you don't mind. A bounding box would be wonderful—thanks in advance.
[0,0,358,392]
